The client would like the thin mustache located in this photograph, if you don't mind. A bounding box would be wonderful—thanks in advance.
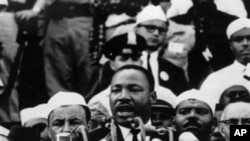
[183,121,201,128]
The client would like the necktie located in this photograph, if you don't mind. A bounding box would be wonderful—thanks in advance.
[147,53,153,75]
[131,128,140,141]
[243,63,250,81]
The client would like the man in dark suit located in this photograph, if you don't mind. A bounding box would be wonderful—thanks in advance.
[170,0,237,88]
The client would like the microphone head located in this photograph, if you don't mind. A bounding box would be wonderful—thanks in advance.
[178,132,199,141]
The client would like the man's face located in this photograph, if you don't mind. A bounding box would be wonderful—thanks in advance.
[111,53,142,70]
[135,20,167,51]
[230,28,250,65]
[174,99,213,138]
[220,104,250,141]
[151,107,173,128]
[110,69,155,127]
[220,85,250,106]
[48,105,87,141]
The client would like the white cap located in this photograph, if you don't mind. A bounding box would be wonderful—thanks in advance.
[0,126,9,137]
[136,5,167,25]
[47,91,89,115]
[105,13,133,28]
[175,89,216,114]
[111,24,136,39]
[218,79,250,99]
[226,18,250,39]
[20,104,49,126]
[155,85,177,108]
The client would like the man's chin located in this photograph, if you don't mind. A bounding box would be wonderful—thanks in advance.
[183,127,201,135]
[147,44,160,52]
[115,112,135,126]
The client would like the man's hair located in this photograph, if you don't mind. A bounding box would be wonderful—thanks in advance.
[114,65,155,92]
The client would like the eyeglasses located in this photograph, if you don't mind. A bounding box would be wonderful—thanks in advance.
[231,35,250,42]
[225,91,249,98]
[220,118,250,126]
[137,24,167,34]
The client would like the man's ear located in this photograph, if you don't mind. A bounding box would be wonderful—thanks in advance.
[47,125,51,138]
[219,123,226,138]
[110,60,116,71]
[150,91,157,103]
[134,26,139,34]
[211,117,218,133]
[172,117,176,130]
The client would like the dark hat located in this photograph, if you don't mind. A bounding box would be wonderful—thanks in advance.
[151,99,174,115]
[151,99,173,109]
[103,32,147,60]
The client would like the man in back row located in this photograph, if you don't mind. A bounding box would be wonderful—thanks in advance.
[135,5,189,95]
[201,18,250,103]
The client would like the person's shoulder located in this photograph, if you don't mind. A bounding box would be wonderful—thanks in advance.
[88,86,110,105]
[216,10,238,21]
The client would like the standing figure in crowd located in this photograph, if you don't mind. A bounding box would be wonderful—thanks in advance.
[171,0,237,88]
[8,104,50,141]
[43,0,93,97]
[201,18,250,103]
[135,5,188,95]
[174,89,215,141]
[219,102,250,141]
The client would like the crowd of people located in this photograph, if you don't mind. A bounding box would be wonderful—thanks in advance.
[0,0,250,141]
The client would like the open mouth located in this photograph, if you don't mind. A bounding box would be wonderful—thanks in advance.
[183,122,201,131]
[116,105,134,117]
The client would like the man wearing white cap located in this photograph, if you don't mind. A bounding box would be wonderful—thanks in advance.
[20,104,50,141]
[135,4,189,95]
[174,89,215,141]
[200,18,250,104]
[47,91,91,141]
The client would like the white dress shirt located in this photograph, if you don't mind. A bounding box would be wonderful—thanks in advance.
[141,50,159,87]
[119,125,151,141]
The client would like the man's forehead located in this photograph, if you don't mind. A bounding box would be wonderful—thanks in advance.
[232,28,250,38]
[50,105,86,118]
[225,106,250,119]
[111,69,149,87]
[177,99,210,110]
[140,19,167,27]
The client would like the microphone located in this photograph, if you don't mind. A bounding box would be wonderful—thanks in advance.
[178,132,199,141]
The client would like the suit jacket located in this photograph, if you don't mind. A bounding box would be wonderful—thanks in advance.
[158,58,189,95]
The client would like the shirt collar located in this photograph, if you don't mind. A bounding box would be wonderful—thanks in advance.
[119,125,131,139]
[234,60,246,71]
